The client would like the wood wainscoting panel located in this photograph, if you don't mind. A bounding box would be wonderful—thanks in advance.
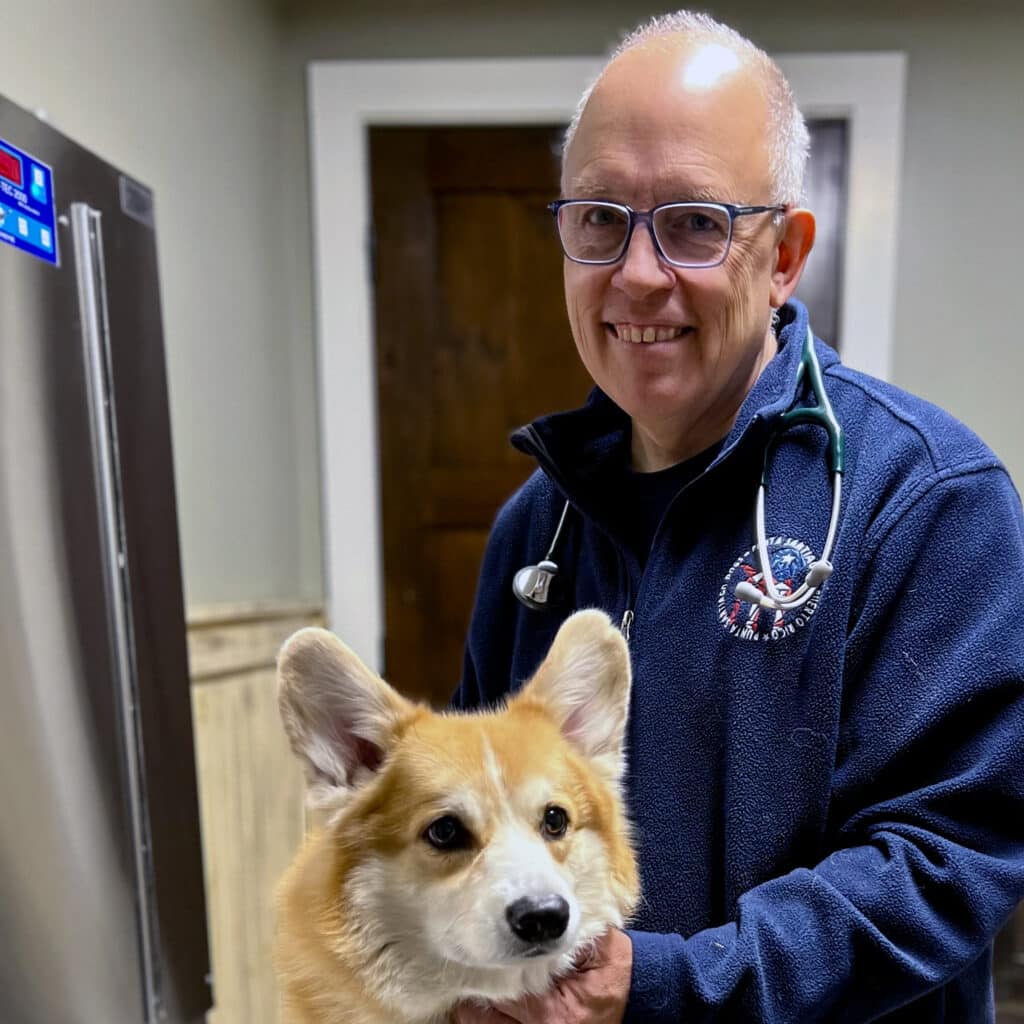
[188,601,325,682]
[188,602,322,1024]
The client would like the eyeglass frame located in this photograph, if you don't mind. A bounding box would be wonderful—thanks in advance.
[547,198,788,269]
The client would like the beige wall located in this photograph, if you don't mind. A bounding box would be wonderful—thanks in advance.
[280,0,1024,499]
[3,0,322,608]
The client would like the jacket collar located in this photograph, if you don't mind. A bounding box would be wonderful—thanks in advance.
[510,299,839,508]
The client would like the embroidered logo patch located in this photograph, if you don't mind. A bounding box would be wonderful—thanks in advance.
[718,536,821,640]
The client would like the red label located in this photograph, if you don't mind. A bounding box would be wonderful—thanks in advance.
[0,149,22,187]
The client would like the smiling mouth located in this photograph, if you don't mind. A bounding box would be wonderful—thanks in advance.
[607,323,694,344]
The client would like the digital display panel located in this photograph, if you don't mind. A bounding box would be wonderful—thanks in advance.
[0,148,22,187]
[0,136,57,266]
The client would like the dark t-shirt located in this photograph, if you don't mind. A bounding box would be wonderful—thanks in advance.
[613,441,722,569]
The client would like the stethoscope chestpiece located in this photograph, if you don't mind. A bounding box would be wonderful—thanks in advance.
[513,500,573,611]
[513,558,560,610]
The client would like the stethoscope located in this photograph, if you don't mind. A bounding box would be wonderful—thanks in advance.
[512,326,845,614]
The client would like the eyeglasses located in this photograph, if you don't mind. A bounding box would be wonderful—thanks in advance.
[548,199,786,269]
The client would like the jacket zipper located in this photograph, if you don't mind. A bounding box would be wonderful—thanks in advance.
[620,608,634,642]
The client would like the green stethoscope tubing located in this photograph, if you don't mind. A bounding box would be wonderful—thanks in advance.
[745,325,845,612]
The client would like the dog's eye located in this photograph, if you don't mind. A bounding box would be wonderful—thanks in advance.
[423,815,472,852]
[542,805,569,839]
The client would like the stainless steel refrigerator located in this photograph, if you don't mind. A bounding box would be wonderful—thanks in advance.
[0,94,211,1022]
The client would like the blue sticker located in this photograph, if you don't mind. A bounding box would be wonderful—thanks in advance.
[0,137,57,266]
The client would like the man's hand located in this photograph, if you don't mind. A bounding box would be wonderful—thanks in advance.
[452,929,632,1024]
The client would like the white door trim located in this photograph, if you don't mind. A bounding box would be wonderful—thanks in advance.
[308,54,907,665]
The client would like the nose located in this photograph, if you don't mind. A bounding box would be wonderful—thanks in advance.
[505,895,570,944]
[615,219,676,299]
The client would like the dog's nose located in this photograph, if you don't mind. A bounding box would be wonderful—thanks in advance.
[505,895,570,944]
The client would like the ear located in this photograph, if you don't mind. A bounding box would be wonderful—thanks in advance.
[277,628,414,804]
[769,207,816,308]
[513,609,632,783]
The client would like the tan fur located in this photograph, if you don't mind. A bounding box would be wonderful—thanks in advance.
[275,610,639,1024]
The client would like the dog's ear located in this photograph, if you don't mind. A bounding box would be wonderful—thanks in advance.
[277,628,414,803]
[514,609,632,783]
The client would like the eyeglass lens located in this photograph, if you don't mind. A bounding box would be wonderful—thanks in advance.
[557,202,732,266]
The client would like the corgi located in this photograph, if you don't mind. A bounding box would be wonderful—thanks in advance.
[274,609,638,1024]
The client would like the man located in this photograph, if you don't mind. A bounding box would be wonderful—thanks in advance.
[454,11,1024,1023]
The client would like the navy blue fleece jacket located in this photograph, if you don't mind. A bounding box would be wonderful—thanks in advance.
[453,300,1024,1021]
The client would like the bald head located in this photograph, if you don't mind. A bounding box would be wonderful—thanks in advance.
[565,38,774,207]
[563,11,808,205]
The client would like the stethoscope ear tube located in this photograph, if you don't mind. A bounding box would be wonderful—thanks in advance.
[749,327,844,612]
[749,472,841,611]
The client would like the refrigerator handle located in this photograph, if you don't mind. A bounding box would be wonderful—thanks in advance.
[71,203,165,1023]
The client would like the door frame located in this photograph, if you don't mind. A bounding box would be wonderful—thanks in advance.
[307,54,907,666]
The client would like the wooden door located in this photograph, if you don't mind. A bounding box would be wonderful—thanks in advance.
[369,125,592,704]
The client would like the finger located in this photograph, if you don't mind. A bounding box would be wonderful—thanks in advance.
[571,927,615,971]
[572,939,599,970]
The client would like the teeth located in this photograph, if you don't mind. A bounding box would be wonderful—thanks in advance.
[614,324,685,344]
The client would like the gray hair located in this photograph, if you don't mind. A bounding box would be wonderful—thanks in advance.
[563,11,810,206]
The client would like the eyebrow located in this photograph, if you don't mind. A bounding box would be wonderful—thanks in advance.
[677,185,724,203]
[563,182,726,204]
